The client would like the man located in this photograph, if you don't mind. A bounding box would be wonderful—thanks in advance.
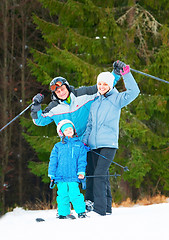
[31,77,98,137]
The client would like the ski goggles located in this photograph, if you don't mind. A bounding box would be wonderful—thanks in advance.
[50,77,66,91]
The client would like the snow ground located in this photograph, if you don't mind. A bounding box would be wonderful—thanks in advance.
[0,202,169,240]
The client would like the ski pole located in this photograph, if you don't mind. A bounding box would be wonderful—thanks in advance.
[80,173,121,190]
[130,68,169,84]
[86,173,121,178]
[90,150,129,171]
[49,174,121,190]
[0,102,33,132]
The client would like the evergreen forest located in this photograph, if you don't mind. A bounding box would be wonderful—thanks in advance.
[0,0,169,214]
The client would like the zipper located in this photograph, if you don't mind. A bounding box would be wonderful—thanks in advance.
[95,96,103,148]
[68,139,73,180]
[72,146,74,158]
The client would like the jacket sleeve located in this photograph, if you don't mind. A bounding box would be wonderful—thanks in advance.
[32,109,54,126]
[48,144,58,178]
[77,144,87,175]
[31,101,60,126]
[115,72,140,108]
[74,85,97,96]
[82,110,92,144]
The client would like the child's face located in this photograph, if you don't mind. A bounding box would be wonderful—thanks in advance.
[63,127,74,137]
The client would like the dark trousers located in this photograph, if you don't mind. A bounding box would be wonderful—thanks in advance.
[85,148,116,215]
[85,151,94,202]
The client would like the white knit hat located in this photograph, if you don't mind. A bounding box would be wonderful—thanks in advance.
[97,72,115,91]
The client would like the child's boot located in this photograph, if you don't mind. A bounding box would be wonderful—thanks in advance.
[78,212,87,218]
[58,214,76,220]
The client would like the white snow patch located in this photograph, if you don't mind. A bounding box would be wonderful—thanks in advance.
[0,203,169,240]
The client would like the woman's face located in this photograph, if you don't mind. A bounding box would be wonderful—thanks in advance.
[97,81,110,95]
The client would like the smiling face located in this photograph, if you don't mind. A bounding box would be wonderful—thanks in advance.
[97,81,110,95]
[63,127,74,138]
[55,85,69,100]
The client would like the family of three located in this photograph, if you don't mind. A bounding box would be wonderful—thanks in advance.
[31,60,140,219]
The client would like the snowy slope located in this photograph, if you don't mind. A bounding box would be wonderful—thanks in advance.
[0,203,169,240]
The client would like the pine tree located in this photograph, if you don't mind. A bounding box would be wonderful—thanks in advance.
[110,2,169,200]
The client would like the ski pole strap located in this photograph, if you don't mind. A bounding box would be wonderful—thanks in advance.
[49,181,56,189]
[90,150,129,171]
[130,68,169,84]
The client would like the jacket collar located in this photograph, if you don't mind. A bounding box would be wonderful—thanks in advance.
[61,136,79,143]
[51,91,75,105]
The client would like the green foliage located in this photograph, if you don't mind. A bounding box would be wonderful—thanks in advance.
[123,147,151,188]
[20,116,58,182]
[22,0,169,200]
[28,161,49,183]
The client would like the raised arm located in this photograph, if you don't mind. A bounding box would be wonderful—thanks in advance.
[112,61,140,108]
[31,94,56,126]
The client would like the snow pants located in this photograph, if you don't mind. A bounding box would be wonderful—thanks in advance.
[90,148,117,215]
[57,182,86,216]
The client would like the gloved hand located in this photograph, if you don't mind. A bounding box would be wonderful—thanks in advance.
[31,93,44,114]
[120,65,130,75]
[79,177,86,190]
[32,93,44,105]
[49,180,56,189]
[83,143,91,152]
[31,104,41,113]
[113,60,126,76]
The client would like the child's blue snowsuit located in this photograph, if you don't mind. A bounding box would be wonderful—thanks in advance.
[48,136,87,216]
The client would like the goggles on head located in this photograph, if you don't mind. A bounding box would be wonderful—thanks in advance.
[50,77,67,92]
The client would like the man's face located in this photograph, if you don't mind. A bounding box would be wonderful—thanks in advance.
[55,85,69,100]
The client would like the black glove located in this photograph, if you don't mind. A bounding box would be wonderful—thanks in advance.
[31,94,44,118]
[31,104,41,113]
[113,60,126,76]
[32,93,44,105]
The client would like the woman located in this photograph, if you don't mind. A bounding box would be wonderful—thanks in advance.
[83,63,140,215]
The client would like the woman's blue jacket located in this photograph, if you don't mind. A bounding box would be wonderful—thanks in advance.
[82,72,140,149]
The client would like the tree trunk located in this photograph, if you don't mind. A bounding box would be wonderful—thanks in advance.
[17,6,27,206]
[0,0,9,215]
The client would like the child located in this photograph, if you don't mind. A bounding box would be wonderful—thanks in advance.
[48,119,87,219]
